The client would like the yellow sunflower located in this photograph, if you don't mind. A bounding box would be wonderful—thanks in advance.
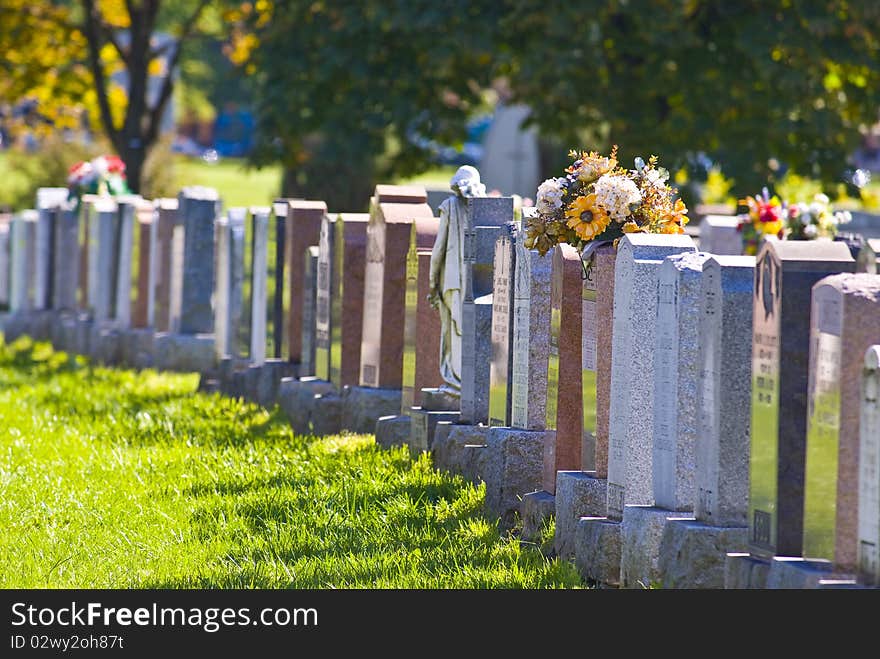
[565,193,611,241]
[622,221,640,233]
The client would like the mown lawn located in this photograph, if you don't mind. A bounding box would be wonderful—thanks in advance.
[0,337,580,589]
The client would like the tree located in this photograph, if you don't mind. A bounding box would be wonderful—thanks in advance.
[236,0,504,211]
[500,0,880,199]
[0,1,221,193]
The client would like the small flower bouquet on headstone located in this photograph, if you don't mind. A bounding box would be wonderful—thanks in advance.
[786,193,851,241]
[736,188,787,255]
[525,147,689,256]
[67,155,131,207]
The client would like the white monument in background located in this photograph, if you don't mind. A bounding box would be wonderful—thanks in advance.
[479,104,540,199]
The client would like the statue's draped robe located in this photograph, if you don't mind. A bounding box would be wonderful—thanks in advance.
[430,195,469,392]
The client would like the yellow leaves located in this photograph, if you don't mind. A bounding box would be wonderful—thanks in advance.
[227,32,260,66]
[148,59,166,77]
[97,0,131,28]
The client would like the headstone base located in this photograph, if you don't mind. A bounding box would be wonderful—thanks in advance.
[430,424,490,484]
[50,312,79,354]
[656,518,748,589]
[119,328,157,369]
[375,414,412,449]
[73,315,95,356]
[420,387,460,411]
[244,359,297,407]
[312,392,343,436]
[621,505,685,589]
[766,557,857,590]
[554,472,608,560]
[88,323,122,366]
[574,517,622,586]
[341,386,402,434]
[154,333,216,373]
[485,427,545,528]
[409,407,460,452]
[278,376,335,436]
[520,490,555,543]
[2,310,54,344]
[724,553,771,589]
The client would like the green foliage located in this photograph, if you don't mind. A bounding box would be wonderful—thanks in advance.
[501,0,880,198]
[244,0,503,210]
[0,338,582,588]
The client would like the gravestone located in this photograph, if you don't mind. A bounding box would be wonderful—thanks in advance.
[34,188,68,309]
[10,211,37,313]
[856,238,880,274]
[0,215,12,309]
[87,197,118,322]
[400,218,442,411]
[698,215,742,255]
[858,345,880,586]
[214,208,246,359]
[606,234,696,520]
[300,246,320,377]
[748,240,854,559]
[314,213,335,382]
[178,187,219,334]
[53,201,81,312]
[459,196,515,424]
[250,207,271,365]
[285,200,327,363]
[271,199,293,359]
[510,230,553,431]
[78,195,100,308]
[653,252,713,511]
[695,256,756,526]
[543,243,584,494]
[487,225,517,426]
[132,201,156,328]
[581,251,599,471]
[802,274,880,571]
[153,198,179,332]
[113,195,139,327]
[330,213,369,389]
[592,244,617,478]
[359,187,433,389]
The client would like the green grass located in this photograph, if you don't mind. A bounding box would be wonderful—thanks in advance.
[173,156,283,209]
[0,337,579,589]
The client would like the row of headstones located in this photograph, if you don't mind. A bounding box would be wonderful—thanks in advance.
[4,183,880,591]
[476,228,880,589]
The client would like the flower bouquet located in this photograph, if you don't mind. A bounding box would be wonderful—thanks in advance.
[786,193,851,241]
[525,147,689,256]
[67,155,131,206]
[736,189,787,255]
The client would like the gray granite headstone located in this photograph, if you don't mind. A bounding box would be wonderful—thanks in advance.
[250,207,271,365]
[748,240,854,558]
[0,217,11,309]
[153,199,179,332]
[300,246,320,377]
[314,213,335,381]
[214,208,246,358]
[460,196,514,425]
[52,202,80,312]
[34,188,68,310]
[858,345,880,585]
[87,198,118,321]
[606,233,696,520]
[9,211,37,312]
[510,231,552,430]
[653,252,713,511]
[113,196,139,326]
[698,215,742,255]
[271,200,290,359]
[695,255,756,527]
[178,187,219,334]
[488,224,517,427]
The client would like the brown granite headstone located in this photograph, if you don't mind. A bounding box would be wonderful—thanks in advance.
[359,186,433,388]
[132,201,156,328]
[152,198,179,331]
[593,244,616,478]
[330,213,369,389]
[285,200,326,363]
[543,243,584,494]
[802,273,880,570]
[401,216,441,411]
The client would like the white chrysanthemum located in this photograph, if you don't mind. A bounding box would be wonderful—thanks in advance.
[536,178,565,215]
[593,174,641,222]
[814,193,830,205]
[804,224,818,238]
[833,210,851,225]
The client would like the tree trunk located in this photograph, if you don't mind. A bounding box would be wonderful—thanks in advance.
[123,144,147,194]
